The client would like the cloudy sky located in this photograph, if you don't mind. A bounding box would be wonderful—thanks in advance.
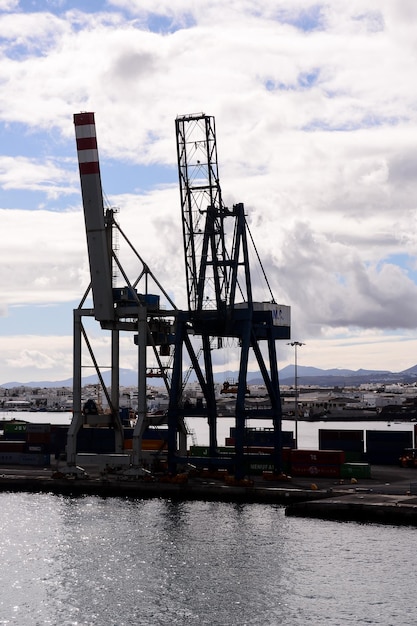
[1,0,417,385]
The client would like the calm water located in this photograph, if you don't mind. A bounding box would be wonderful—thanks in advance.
[0,412,417,624]
[0,493,416,625]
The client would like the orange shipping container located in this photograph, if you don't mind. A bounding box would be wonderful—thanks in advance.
[141,440,167,451]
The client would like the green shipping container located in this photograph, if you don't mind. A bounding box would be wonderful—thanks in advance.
[340,463,371,479]
[189,446,234,457]
[3,422,27,433]
[344,451,364,463]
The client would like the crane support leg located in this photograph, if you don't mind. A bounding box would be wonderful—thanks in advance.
[234,323,251,480]
[132,306,148,465]
[66,309,84,466]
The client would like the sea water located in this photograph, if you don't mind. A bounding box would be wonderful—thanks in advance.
[0,412,416,624]
[0,492,416,625]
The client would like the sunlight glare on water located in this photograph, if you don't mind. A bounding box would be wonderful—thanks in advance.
[0,493,416,625]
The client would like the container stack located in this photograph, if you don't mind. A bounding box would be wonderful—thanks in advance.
[0,422,51,466]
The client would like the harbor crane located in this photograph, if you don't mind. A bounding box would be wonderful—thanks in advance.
[67,111,290,480]
[166,114,290,479]
[66,112,180,472]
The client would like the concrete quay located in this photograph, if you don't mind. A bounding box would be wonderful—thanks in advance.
[285,465,417,525]
[0,467,330,505]
[285,492,417,525]
[0,464,417,525]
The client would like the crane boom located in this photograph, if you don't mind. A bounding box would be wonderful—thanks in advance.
[176,114,230,313]
[74,112,114,323]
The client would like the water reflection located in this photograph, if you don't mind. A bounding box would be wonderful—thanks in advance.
[0,493,415,625]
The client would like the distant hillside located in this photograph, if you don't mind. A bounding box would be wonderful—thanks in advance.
[0,368,139,389]
[277,364,414,387]
[2,364,417,389]
[278,365,393,380]
[398,364,417,376]
[249,365,416,387]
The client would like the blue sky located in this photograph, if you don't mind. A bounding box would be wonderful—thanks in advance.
[2,0,417,384]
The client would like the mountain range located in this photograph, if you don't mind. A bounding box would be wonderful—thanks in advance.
[2,364,417,389]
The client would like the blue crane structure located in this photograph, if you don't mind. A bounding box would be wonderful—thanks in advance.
[67,112,179,471]
[167,114,291,479]
[67,111,290,480]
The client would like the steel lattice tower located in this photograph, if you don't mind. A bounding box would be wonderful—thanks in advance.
[167,113,291,479]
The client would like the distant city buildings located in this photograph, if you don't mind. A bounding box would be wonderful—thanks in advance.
[1,381,417,419]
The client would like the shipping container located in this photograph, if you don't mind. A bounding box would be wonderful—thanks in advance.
[344,451,364,463]
[143,427,169,440]
[0,422,26,441]
[2,422,27,434]
[245,461,275,475]
[291,449,346,465]
[340,463,371,479]
[366,430,412,465]
[0,440,26,453]
[189,445,210,457]
[26,445,45,453]
[290,463,341,478]
[226,428,294,447]
[50,424,69,433]
[189,446,234,457]
[50,426,69,457]
[319,429,364,453]
[242,452,283,476]
[0,452,50,466]
[365,451,402,465]
[26,423,51,434]
[2,430,27,441]
[188,446,290,474]
[141,440,168,451]
[27,432,51,445]
[77,427,116,454]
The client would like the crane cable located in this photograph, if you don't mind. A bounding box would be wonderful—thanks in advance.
[244,216,276,303]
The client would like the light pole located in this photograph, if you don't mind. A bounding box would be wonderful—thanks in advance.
[287,341,305,449]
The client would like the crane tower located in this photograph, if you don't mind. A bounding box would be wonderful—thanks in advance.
[66,112,178,471]
[166,113,291,479]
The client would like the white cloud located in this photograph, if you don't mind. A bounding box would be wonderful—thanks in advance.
[0,156,77,197]
[0,0,18,11]
[7,348,58,370]
[285,328,417,374]
[1,335,73,383]
[0,208,88,305]
[0,1,417,383]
